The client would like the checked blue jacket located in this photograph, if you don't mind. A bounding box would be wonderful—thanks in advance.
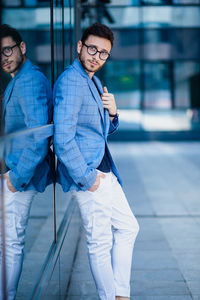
[53,58,122,192]
[3,59,53,192]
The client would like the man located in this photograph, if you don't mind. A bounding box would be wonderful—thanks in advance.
[54,23,139,300]
[0,24,52,300]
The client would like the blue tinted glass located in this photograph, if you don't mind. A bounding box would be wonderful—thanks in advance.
[174,62,200,108]
[173,0,200,3]
[81,7,200,29]
[141,0,172,4]
[99,60,141,109]
[144,63,171,109]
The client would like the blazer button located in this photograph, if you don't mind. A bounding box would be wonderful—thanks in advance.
[78,183,84,187]
[21,183,26,188]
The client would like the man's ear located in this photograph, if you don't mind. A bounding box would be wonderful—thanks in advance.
[77,40,82,54]
[20,41,26,56]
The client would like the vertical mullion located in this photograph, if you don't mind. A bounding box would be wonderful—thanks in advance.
[69,0,73,64]
[51,0,55,87]
[50,0,57,244]
[74,0,81,60]
[62,0,65,70]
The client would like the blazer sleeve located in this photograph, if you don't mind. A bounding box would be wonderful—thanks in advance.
[108,115,119,135]
[53,73,97,191]
[9,72,51,191]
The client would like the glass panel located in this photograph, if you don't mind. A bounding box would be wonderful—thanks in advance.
[64,5,74,66]
[142,28,200,60]
[81,6,140,28]
[0,129,54,299]
[82,6,200,28]
[174,62,200,108]
[2,0,21,7]
[1,5,54,299]
[98,60,141,109]
[142,7,200,28]
[106,0,140,4]
[107,27,200,61]
[141,0,172,4]
[2,0,52,7]
[173,0,200,4]
[53,3,65,81]
[2,8,52,80]
[54,0,74,236]
[143,62,171,108]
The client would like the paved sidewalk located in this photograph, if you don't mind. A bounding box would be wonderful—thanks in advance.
[66,142,200,300]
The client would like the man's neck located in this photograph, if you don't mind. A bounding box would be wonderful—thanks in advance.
[11,57,27,78]
[77,57,94,79]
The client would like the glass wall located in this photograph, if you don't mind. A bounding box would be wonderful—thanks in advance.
[81,1,200,111]
[0,1,74,299]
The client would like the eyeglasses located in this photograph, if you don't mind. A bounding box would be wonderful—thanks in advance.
[82,43,110,61]
[1,44,19,57]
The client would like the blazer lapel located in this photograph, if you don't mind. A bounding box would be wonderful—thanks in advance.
[72,59,105,123]
[88,78,104,122]
[92,76,110,134]
[2,59,33,116]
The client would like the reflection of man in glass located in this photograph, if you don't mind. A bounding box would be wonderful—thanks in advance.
[0,24,52,300]
[54,23,139,300]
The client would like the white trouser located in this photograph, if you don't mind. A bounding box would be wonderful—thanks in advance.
[74,171,139,300]
[0,178,37,300]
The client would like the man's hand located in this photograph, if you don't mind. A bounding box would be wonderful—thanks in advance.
[88,171,105,192]
[5,173,17,193]
[101,86,117,119]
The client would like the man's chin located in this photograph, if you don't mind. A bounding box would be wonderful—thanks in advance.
[2,64,14,74]
[87,64,101,73]
[2,68,11,74]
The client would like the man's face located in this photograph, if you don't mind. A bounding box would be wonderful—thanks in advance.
[77,35,112,77]
[1,36,26,77]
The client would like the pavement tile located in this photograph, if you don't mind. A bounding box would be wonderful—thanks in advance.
[171,252,200,271]
[67,281,96,296]
[181,269,200,281]
[131,269,184,281]
[135,239,171,251]
[187,281,200,295]
[132,250,179,270]
[70,271,94,281]
[131,280,191,296]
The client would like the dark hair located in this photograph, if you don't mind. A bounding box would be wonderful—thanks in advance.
[81,23,114,48]
[0,24,22,44]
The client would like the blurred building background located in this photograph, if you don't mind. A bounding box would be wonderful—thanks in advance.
[2,0,200,138]
[1,1,200,299]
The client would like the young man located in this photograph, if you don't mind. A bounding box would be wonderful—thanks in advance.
[54,23,139,300]
[0,24,52,300]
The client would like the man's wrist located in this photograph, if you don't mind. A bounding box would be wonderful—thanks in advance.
[109,112,118,117]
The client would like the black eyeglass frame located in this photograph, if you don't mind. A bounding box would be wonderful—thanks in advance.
[1,44,20,57]
[82,42,110,61]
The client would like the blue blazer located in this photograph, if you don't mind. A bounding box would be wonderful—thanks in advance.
[3,59,53,192]
[53,58,122,192]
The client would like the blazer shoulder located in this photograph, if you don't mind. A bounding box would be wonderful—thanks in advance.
[56,64,87,87]
[16,66,51,89]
